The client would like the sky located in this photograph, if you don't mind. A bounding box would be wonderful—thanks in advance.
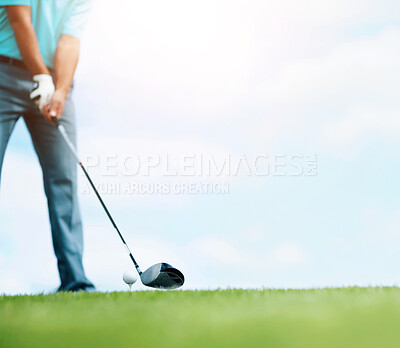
[1,0,400,294]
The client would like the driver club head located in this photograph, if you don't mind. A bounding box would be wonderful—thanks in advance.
[140,263,184,289]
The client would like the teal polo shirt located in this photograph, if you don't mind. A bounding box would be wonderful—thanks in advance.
[0,0,91,69]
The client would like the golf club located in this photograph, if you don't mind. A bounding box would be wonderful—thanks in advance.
[52,117,184,290]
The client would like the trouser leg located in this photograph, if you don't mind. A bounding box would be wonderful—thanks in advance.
[0,64,25,186]
[23,90,94,291]
[0,112,19,184]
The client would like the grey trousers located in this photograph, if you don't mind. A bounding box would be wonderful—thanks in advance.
[0,61,94,291]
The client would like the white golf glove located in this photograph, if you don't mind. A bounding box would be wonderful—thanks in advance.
[30,74,55,113]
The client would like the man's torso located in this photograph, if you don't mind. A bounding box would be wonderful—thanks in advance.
[0,0,91,69]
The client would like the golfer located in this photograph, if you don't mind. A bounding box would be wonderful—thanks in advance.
[0,1,94,292]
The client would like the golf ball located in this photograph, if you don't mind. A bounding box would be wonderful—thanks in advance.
[123,270,138,285]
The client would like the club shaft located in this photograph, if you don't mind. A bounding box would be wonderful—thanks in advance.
[55,121,142,275]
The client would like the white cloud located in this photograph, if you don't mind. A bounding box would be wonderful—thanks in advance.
[189,236,310,270]
[282,0,400,26]
[190,236,246,267]
[267,243,310,268]
[0,275,32,296]
[73,1,400,153]
[324,104,400,150]
[255,26,400,152]
[267,27,400,105]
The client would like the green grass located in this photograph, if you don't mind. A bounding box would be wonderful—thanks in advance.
[1,287,399,347]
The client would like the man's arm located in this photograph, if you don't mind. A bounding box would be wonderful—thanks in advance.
[6,5,49,75]
[44,0,91,120]
[6,5,55,114]
[44,34,80,120]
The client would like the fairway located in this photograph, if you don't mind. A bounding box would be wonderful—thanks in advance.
[1,287,400,347]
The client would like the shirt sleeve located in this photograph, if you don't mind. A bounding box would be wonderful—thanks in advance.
[0,0,30,6]
[62,0,92,39]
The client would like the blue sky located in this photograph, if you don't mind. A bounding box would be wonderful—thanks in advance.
[1,0,400,294]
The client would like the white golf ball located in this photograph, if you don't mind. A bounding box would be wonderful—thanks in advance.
[123,270,138,285]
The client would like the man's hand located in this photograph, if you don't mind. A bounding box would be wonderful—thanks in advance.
[40,34,80,123]
[30,74,55,114]
[42,89,67,122]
